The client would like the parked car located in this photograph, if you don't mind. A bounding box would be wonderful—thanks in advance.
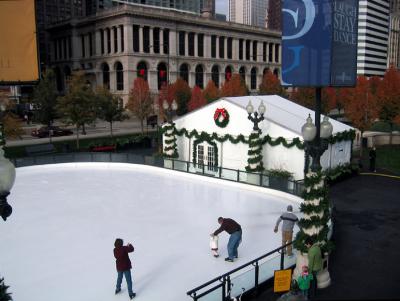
[31,126,73,138]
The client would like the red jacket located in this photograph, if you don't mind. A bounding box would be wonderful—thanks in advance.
[114,244,134,271]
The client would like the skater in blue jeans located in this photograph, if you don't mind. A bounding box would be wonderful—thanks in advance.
[114,238,136,299]
[212,217,242,262]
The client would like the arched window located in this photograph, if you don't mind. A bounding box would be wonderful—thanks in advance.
[137,61,148,81]
[179,63,189,83]
[101,63,110,89]
[115,62,124,91]
[250,67,257,90]
[195,65,204,89]
[225,65,233,81]
[157,62,168,90]
[263,67,270,76]
[273,68,280,77]
[211,65,220,87]
[239,66,246,84]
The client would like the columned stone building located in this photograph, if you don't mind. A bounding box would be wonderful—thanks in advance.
[48,3,281,104]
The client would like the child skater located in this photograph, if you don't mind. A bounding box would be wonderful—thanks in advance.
[297,265,313,299]
[209,234,219,257]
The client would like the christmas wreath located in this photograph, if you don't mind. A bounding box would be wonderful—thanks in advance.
[214,108,230,128]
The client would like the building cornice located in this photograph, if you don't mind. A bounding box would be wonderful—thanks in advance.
[47,4,282,39]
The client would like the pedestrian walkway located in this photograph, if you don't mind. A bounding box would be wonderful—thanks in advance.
[252,173,400,300]
[5,118,156,147]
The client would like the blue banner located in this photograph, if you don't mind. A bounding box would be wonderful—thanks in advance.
[281,0,358,87]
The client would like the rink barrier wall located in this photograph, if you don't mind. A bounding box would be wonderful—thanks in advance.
[10,153,305,197]
[186,241,296,301]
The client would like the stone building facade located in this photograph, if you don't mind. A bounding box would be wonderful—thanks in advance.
[48,3,281,104]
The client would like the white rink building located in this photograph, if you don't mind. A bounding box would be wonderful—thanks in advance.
[47,3,282,104]
[165,95,355,181]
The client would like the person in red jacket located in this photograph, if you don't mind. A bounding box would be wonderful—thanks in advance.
[114,238,136,299]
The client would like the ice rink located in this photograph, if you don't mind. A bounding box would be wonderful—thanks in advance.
[0,163,302,301]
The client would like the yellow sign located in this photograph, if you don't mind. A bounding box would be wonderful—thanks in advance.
[273,269,292,293]
[0,0,39,83]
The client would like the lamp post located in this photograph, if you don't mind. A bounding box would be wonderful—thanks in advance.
[296,87,333,289]
[0,104,16,221]
[245,100,266,178]
[246,100,266,131]
[163,99,177,123]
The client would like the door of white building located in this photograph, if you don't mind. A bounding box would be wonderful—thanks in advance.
[196,143,217,175]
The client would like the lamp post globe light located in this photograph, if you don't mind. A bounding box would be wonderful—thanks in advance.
[245,100,266,183]
[0,102,16,221]
[295,109,334,289]
[162,99,179,164]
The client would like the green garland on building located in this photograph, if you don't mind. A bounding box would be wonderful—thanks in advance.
[163,123,179,159]
[294,171,333,254]
[246,131,264,172]
[161,127,356,150]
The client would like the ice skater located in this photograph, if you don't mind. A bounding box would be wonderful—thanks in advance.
[209,234,219,257]
[113,238,136,299]
[274,205,298,257]
[211,217,242,262]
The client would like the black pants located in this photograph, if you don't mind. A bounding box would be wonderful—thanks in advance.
[309,271,318,299]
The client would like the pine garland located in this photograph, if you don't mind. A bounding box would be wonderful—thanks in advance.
[0,277,12,301]
[246,130,264,172]
[163,123,179,158]
[295,170,333,254]
[162,127,356,151]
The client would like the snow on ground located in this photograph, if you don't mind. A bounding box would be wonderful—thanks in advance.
[0,163,302,301]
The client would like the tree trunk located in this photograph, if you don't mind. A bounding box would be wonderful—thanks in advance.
[389,122,393,145]
[82,123,86,135]
[110,121,113,138]
[359,130,364,158]
[140,119,144,134]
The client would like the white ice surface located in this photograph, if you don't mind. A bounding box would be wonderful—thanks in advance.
[0,163,302,301]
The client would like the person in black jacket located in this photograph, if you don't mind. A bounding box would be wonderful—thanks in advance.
[212,217,242,262]
[114,238,136,299]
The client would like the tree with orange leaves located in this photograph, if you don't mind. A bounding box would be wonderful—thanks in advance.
[172,78,191,116]
[291,87,329,113]
[203,80,219,103]
[220,73,248,97]
[126,77,153,134]
[376,67,400,144]
[188,86,207,112]
[324,87,345,115]
[259,70,286,97]
[343,76,378,155]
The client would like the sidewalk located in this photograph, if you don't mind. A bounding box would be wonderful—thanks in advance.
[252,173,400,300]
[5,119,156,147]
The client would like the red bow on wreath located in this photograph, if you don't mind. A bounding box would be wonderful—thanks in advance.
[214,108,227,121]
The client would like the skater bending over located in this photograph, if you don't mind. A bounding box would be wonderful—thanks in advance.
[114,238,136,299]
[212,217,242,262]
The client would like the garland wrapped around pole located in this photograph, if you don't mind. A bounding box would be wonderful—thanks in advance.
[294,170,332,254]
[245,130,264,172]
[163,122,179,158]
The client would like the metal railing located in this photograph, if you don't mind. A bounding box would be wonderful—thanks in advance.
[10,154,304,197]
[186,241,296,301]
[164,159,304,197]
[10,153,304,197]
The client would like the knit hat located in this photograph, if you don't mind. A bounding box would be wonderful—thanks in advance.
[287,205,293,212]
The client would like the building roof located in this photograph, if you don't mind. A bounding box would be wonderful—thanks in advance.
[224,95,353,135]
